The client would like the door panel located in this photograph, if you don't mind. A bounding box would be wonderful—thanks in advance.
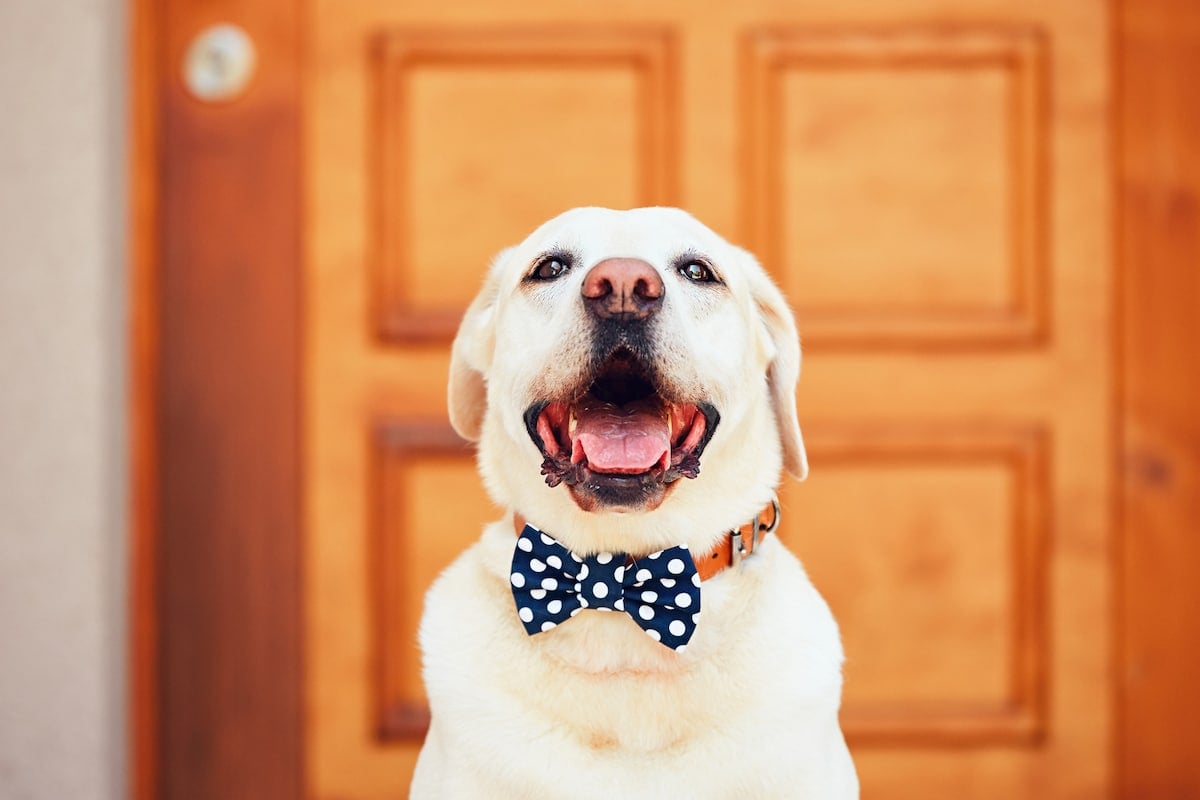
[373,28,677,341]
[743,27,1048,346]
[306,2,1110,798]
[788,425,1047,744]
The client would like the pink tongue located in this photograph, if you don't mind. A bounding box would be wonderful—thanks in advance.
[571,398,670,474]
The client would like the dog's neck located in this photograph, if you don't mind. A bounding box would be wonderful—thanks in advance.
[511,498,780,581]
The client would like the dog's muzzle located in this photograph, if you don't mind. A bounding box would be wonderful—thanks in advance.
[524,348,719,512]
[522,258,720,512]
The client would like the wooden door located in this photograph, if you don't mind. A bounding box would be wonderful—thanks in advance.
[140,1,1200,797]
[305,1,1110,798]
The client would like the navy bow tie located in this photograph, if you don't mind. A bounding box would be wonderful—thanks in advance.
[510,524,702,652]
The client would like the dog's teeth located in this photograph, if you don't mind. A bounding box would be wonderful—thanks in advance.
[568,409,578,438]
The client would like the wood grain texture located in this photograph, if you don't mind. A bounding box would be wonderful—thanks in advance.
[796,425,1049,747]
[372,421,475,741]
[128,0,159,796]
[741,26,1049,349]
[1117,0,1200,795]
[154,0,304,797]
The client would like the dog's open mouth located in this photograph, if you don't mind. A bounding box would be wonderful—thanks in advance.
[524,348,719,511]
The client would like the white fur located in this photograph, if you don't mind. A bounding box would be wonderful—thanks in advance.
[413,207,857,799]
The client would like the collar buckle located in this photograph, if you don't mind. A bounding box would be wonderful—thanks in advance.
[730,498,781,569]
[730,530,745,567]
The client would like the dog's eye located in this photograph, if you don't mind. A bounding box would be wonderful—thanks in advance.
[679,261,715,283]
[531,256,571,281]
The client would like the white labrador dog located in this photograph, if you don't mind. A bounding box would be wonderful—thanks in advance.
[411,207,857,799]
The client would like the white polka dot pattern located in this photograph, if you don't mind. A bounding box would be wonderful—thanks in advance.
[509,524,702,652]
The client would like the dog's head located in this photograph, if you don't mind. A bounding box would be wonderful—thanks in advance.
[449,207,806,553]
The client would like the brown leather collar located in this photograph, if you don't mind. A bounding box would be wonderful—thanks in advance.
[511,499,780,582]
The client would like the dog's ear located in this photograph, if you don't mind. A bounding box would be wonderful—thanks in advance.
[747,256,809,481]
[447,249,509,441]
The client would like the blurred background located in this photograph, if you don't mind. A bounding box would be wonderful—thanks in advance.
[1,0,1197,798]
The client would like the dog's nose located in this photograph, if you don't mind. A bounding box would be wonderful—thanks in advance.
[581,258,664,322]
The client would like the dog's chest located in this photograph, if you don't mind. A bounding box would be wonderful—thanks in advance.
[486,557,784,765]
[513,612,725,750]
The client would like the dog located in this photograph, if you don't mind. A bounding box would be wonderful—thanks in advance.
[411,207,857,799]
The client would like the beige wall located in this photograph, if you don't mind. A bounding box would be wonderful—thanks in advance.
[0,0,126,798]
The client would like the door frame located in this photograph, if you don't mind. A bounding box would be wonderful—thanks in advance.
[128,0,1199,797]
[129,0,304,797]
[1113,0,1200,795]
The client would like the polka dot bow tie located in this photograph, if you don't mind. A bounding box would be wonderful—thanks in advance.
[510,524,702,652]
